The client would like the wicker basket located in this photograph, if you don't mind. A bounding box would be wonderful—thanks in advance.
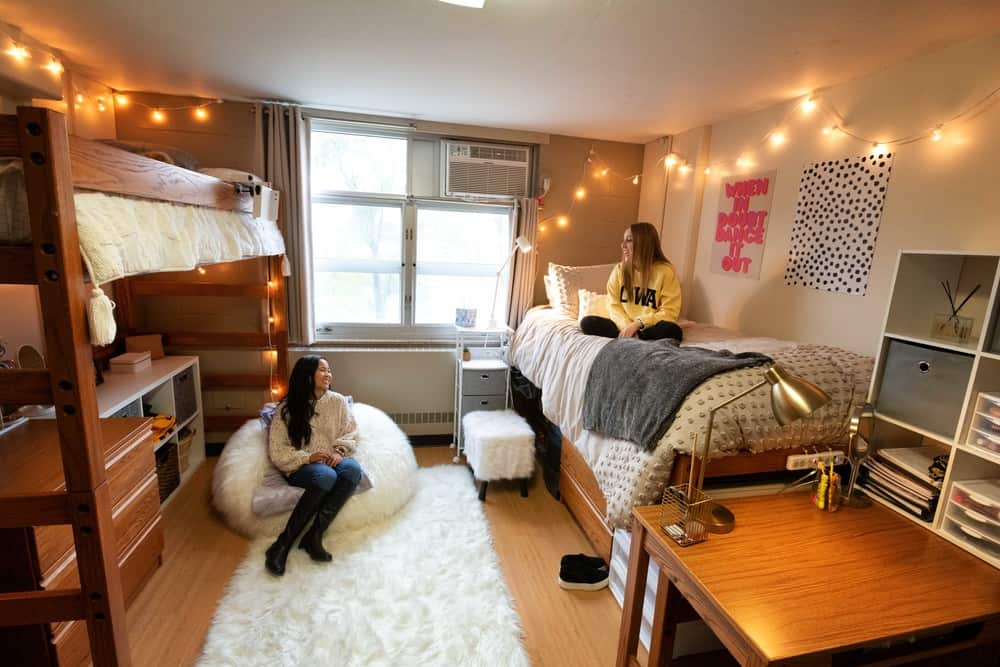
[155,442,180,503]
[177,427,195,473]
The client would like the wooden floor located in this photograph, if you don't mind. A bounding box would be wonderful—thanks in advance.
[125,447,623,666]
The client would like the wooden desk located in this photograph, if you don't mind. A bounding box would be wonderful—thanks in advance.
[617,495,1000,666]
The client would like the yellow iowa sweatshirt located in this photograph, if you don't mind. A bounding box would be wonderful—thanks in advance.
[606,261,682,330]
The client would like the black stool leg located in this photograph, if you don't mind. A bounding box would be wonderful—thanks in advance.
[478,481,488,501]
[520,478,529,497]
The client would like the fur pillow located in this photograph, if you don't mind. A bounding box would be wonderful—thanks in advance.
[548,262,617,318]
[577,289,610,322]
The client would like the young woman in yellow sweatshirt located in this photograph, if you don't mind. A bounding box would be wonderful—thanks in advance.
[580,222,684,342]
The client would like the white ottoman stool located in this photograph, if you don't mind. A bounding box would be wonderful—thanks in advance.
[462,409,535,501]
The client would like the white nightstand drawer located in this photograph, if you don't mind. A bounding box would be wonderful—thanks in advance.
[462,394,506,415]
[462,368,507,396]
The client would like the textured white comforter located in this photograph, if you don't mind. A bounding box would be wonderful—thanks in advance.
[510,307,872,528]
[73,192,285,283]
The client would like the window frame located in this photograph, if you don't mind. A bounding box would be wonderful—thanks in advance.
[307,118,516,343]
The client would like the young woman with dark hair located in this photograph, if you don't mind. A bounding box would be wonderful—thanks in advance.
[580,222,684,342]
[265,355,363,576]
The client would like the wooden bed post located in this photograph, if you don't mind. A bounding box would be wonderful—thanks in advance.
[16,106,131,665]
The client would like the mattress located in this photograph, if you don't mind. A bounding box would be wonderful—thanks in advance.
[509,307,873,528]
[0,158,285,283]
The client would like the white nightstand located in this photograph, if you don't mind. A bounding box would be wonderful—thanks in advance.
[453,325,512,463]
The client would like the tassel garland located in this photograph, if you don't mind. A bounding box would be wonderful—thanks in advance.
[281,254,292,277]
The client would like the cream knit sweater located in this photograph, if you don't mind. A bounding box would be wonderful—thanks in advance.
[268,391,359,475]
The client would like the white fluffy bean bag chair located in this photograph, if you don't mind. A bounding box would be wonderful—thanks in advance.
[212,403,417,538]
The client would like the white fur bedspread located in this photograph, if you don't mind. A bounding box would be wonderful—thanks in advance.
[510,308,872,528]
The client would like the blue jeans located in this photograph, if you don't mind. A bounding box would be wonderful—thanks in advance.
[287,458,363,495]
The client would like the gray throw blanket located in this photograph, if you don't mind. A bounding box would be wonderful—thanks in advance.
[582,338,772,451]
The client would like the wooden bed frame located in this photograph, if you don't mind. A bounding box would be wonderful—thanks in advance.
[559,435,822,562]
[0,107,288,666]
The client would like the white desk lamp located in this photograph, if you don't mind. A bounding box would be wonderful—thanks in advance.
[488,235,532,329]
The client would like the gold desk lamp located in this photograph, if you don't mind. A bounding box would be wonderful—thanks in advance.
[696,364,832,534]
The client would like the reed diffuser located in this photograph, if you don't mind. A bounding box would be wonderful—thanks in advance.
[932,280,979,343]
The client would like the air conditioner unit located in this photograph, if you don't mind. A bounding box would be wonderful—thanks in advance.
[442,141,531,199]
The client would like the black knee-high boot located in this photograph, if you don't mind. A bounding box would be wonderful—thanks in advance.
[265,488,326,576]
[299,475,360,562]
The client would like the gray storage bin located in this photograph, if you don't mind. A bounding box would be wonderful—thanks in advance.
[876,339,973,438]
[461,394,506,415]
[108,398,143,419]
[462,368,507,396]
[173,367,197,425]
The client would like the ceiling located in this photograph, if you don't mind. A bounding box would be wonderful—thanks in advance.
[3,0,1000,143]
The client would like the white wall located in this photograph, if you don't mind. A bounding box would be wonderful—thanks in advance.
[643,32,1000,356]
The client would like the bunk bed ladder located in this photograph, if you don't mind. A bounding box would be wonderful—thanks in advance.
[0,108,131,665]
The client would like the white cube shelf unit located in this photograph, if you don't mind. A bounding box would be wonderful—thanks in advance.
[35,355,205,504]
[868,250,1000,567]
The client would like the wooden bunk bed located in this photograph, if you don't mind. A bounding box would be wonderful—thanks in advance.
[0,106,288,666]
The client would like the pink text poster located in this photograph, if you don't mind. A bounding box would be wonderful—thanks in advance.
[710,170,776,280]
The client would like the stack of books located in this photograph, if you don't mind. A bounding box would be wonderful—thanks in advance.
[858,446,944,522]
[110,351,152,374]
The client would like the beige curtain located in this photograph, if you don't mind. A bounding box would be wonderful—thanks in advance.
[506,197,539,329]
[254,103,313,344]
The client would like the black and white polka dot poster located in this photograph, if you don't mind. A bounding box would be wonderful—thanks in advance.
[784,153,894,295]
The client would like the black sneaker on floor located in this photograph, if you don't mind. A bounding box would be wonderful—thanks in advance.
[560,553,608,571]
[558,560,610,591]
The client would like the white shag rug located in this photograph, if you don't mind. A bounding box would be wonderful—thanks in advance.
[198,466,529,667]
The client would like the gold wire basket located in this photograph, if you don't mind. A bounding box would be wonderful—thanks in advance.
[659,485,713,546]
[659,434,713,546]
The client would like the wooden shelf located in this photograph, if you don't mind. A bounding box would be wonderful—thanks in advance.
[204,415,256,432]
[202,373,270,389]
[130,282,268,298]
[883,332,977,356]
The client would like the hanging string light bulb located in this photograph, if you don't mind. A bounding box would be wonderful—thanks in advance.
[574,186,586,200]
[151,108,166,123]
[5,43,29,61]
[194,106,208,121]
[115,94,129,107]
[44,58,62,75]
[632,175,640,185]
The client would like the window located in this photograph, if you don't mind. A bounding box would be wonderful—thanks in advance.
[309,120,515,340]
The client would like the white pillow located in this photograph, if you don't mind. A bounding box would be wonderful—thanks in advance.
[577,289,610,322]
[543,274,556,305]
[548,262,617,318]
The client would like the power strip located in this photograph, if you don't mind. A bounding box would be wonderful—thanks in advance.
[785,450,846,470]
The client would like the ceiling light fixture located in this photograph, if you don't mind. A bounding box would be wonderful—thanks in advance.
[439,0,485,7]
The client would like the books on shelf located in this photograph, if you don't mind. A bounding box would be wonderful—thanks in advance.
[859,446,947,523]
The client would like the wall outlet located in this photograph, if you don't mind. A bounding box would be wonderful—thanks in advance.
[785,450,846,470]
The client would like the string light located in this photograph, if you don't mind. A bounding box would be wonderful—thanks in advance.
[151,108,166,123]
[574,186,586,200]
[557,216,568,227]
[800,97,816,113]
[539,223,548,232]
[194,107,208,121]
[631,175,640,185]
[822,125,837,136]
[932,126,943,142]
[678,163,691,174]
[5,44,29,61]
[267,279,277,289]
[197,267,206,275]
[75,92,84,104]
[704,167,712,175]
[115,94,129,107]
[96,98,106,112]
[769,131,786,146]
[44,58,62,75]
[664,153,678,168]
[268,316,276,324]
[871,142,888,154]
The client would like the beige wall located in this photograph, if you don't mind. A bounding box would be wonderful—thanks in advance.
[114,92,257,172]
[66,71,115,139]
[534,134,644,303]
[642,32,1000,356]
